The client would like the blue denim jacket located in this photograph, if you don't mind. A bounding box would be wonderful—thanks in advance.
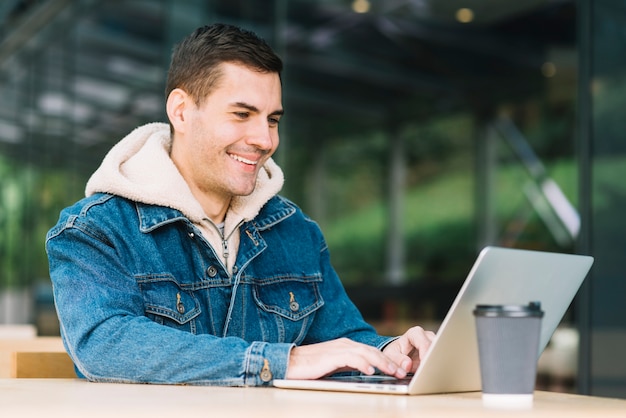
[46,192,391,386]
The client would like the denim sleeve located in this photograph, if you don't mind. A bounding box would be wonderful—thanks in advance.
[46,220,292,386]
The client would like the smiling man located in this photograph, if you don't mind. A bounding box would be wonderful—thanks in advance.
[168,62,283,222]
[46,23,434,386]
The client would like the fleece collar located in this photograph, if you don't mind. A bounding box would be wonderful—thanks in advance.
[85,122,284,231]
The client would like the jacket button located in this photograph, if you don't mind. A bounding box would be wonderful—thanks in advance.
[176,293,185,314]
[289,292,299,311]
[207,266,218,277]
[260,359,272,382]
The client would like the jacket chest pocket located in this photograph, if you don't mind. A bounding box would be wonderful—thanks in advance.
[252,277,324,343]
[138,276,202,333]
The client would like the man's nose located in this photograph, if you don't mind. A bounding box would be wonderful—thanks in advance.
[247,120,275,151]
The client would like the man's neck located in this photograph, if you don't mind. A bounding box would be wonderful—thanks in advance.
[195,192,231,224]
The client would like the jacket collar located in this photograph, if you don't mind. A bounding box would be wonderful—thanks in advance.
[135,195,295,233]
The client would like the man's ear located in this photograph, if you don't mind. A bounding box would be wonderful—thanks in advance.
[166,88,190,133]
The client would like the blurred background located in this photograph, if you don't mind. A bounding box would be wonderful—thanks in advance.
[0,0,624,398]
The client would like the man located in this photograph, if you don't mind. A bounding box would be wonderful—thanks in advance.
[46,23,434,386]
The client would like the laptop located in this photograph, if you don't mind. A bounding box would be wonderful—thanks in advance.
[273,246,594,395]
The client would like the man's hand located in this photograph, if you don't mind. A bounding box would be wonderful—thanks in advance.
[286,338,408,380]
[285,326,435,380]
[382,326,436,374]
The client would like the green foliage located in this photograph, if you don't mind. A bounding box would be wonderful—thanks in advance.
[0,156,86,288]
[324,158,579,286]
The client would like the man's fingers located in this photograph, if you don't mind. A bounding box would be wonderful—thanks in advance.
[329,339,402,377]
[383,326,436,373]
[286,338,405,380]
[286,328,436,381]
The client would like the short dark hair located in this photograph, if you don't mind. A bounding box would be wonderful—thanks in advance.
[165,23,283,106]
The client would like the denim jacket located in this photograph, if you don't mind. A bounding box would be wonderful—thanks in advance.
[45,125,391,386]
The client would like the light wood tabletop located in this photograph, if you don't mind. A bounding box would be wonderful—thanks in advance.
[2,378,626,418]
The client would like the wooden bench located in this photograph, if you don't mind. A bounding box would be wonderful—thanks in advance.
[0,337,76,378]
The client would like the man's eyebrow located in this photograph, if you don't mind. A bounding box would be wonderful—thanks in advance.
[232,101,284,116]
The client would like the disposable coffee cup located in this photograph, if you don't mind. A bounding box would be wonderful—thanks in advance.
[473,302,544,409]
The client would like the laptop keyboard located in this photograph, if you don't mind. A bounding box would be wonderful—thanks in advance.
[324,374,413,385]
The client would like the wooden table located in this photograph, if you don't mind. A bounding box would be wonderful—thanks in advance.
[2,379,626,417]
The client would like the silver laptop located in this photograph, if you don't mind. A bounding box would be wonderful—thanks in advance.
[273,246,594,395]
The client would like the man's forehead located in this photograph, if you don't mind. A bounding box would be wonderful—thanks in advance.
[210,65,282,109]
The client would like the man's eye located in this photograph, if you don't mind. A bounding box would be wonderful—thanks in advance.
[268,117,280,126]
[235,112,249,119]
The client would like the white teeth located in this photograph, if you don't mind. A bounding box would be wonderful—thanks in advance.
[229,154,257,165]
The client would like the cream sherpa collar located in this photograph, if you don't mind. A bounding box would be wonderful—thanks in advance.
[85,122,284,228]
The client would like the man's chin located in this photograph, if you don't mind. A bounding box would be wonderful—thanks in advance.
[227,173,261,198]
[231,185,257,198]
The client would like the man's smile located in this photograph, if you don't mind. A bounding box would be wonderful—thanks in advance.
[228,152,259,166]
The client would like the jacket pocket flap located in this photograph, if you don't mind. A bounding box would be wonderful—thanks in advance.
[253,276,324,321]
[139,277,202,325]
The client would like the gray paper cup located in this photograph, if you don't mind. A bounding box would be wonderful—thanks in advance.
[473,302,544,409]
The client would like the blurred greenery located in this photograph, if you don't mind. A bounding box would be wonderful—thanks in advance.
[0,156,86,288]
[324,157,579,286]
